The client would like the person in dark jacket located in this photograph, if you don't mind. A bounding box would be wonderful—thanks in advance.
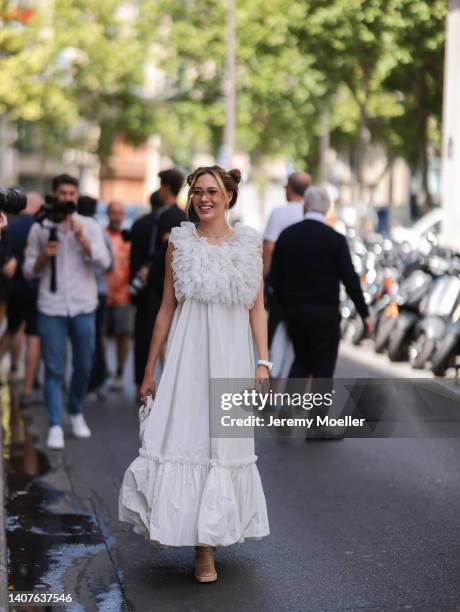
[270,186,373,380]
[0,192,43,404]
[130,169,186,388]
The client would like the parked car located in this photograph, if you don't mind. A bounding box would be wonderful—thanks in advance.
[390,208,443,252]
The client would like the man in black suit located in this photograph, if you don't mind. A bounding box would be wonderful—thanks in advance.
[270,186,372,380]
[130,190,163,286]
[130,168,186,388]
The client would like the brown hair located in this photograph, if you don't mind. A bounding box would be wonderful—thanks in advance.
[158,168,185,196]
[186,166,242,211]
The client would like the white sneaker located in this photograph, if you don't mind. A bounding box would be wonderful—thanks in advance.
[46,425,65,450]
[70,414,91,438]
[110,374,124,392]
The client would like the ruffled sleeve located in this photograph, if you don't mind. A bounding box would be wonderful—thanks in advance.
[232,224,263,308]
[169,222,196,303]
[169,221,195,248]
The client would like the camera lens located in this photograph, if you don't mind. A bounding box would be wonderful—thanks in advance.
[0,188,27,215]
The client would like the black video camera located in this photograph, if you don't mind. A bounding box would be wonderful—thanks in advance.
[35,195,77,224]
[0,188,27,215]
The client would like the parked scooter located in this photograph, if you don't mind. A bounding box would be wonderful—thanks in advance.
[408,255,460,369]
[340,236,368,341]
[342,236,401,346]
[369,243,403,351]
[431,306,460,377]
[385,258,441,362]
[372,261,431,356]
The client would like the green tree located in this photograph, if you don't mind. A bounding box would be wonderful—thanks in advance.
[140,0,324,167]
[298,0,404,197]
[0,3,76,126]
[52,0,155,160]
[383,0,446,209]
[1,0,447,198]
[1,0,156,176]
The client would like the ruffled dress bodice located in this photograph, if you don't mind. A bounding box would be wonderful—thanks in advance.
[169,221,263,308]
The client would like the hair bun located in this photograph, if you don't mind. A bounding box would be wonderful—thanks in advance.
[228,168,242,185]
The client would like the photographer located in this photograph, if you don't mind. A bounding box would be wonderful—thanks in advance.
[23,174,111,450]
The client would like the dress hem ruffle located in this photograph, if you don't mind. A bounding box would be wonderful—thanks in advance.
[132,531,268,550]
[118,451,270,547]
[138,447,259,468]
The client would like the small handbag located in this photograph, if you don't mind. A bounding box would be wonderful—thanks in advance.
[138,394,153,442]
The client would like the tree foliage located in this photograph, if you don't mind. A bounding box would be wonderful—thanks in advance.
[0,0,447,200]
[1,0,153,160]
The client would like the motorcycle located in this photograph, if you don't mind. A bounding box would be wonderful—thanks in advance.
[385,263,439,362]
[342,236,401,346]
[430,308,460,377]
[408,256,460,369]
[340,236,368,341]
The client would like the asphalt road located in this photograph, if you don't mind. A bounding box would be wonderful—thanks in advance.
[7,340,460,611]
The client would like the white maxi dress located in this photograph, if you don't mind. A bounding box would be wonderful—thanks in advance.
[118,221,270,547]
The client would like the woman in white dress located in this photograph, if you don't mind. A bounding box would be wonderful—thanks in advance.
[118,166,270,583]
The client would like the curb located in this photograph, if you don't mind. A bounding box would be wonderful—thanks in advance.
[0,390,8,612]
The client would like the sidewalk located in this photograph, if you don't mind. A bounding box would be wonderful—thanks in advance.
[0,385,8,612]
[3,385,128,610]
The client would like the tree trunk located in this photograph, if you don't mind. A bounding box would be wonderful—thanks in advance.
[354,117,368,215]
[303,139,319,180]
[38,125,50,192]
[318,108,330,183]
[388,156,394,206]
[418,111,433,211]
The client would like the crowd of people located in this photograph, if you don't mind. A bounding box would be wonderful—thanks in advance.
[0,163,374,582]
[0,165,372,451]
[0,168,187,450]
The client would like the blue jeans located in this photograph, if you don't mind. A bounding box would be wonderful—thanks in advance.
[37,312,96,426]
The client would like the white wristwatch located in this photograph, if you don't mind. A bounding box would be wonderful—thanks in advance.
[257,359,273,374]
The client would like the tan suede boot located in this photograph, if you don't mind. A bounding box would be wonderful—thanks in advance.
[194,545,217,583]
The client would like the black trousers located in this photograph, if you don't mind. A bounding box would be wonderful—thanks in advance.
[134,290,161,386]
[267,290,284,349]
[285,311,341,379]
[88,294,108,393]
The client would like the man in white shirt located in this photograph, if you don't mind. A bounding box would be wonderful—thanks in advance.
[263,171,311,344]
[23,174,111,450]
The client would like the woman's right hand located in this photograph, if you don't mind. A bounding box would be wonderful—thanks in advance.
[138,374,156,406]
